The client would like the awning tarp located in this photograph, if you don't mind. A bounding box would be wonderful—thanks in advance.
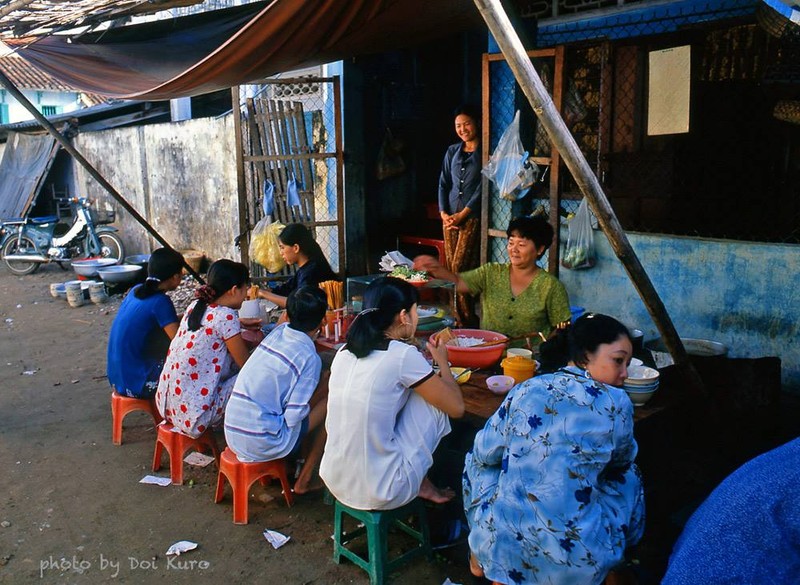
[0,132,59,220]
[11,0,480,100]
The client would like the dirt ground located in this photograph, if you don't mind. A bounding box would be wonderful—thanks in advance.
[0,266,475,585]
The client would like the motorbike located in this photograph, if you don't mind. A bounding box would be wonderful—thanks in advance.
[0,197,125,275]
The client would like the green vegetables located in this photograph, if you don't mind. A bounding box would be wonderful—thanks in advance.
[389,266,429,282]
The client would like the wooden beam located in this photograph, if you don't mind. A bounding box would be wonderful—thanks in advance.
[0,69,204,284]
[472,0,703,390]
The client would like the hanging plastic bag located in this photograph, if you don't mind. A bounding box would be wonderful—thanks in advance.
[249,183,286,272]
[561,198,596,270]
[482,110,539,201]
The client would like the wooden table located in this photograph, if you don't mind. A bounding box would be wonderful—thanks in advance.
[460,372,664,426]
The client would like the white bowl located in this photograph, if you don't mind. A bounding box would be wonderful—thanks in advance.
[506,348,533,359]
[486,375,515,395]
[625,387,657,406]
[625,365,660,383]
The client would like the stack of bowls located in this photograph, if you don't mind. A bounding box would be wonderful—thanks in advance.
[623,365,660,406]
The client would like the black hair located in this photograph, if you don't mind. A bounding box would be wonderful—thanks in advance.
[507,215,554,256]
[279,223,336,277]
[568,313,631,368]
[453,104,481,126]
[135,247,184,300]
[187,259,250,332]
[345,277,419,359]
[287,285,328,333]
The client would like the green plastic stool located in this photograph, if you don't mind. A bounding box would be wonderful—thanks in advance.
[332,498,433,585]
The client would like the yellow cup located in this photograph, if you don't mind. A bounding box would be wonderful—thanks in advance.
[501,356,536,384]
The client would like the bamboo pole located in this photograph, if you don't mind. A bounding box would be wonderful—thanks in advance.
[0,70,204,284]
[473,0,704,390]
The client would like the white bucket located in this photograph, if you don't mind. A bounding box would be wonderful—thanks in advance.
[89,282,108,304]
[66,287,85,307]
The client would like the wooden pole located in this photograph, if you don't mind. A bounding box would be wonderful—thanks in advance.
[0,70,204,284]
[472,0,703,386]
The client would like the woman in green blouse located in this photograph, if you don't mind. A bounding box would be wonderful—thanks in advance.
[414,216,571,345]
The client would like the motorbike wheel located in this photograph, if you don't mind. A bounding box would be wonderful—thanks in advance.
[96,233,125,263]
[2,236,41,275]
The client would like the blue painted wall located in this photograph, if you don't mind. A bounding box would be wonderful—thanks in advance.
[557,230,800,391]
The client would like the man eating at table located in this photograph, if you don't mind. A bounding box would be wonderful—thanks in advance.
[224,285,329,494]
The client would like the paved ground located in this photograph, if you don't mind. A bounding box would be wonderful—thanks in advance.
[0,266,474,585]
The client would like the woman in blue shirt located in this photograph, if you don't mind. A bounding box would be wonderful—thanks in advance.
[107,247,184,398]
[438,105,482,324]
[463,314,645,585]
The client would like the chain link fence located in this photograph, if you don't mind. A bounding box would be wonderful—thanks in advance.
[486,1,800,263]
[238,78,343,282]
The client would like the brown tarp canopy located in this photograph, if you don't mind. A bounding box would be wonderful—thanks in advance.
[11,0,481,100]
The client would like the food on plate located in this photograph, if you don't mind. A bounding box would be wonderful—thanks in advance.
[388,265,429,283]
[446,335,487,348]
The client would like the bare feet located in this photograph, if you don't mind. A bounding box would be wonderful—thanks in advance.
[293,478,324,495]
[418,476,455,504]
[469,552,485,578]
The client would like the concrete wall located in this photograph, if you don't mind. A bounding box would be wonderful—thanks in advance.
[72,116,239,262]
[558,229,800,391]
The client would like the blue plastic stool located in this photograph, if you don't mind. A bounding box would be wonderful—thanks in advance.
[332,497,432,585]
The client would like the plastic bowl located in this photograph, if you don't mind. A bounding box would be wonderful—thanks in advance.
[71,258,118,277]
[450,367,471,385]
[444,328,508,369]
[97,265,143,284]
[486,375,515,395]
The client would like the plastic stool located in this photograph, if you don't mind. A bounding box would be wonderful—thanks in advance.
[111,391,161,446]
[333,497,432,585]
[152,422,220,485]
[214,447,294,524]
[397,235,446,264]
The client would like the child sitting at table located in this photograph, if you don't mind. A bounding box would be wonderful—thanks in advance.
[156,259,251,437]
[107,247,184,398]
[224,285,329,494]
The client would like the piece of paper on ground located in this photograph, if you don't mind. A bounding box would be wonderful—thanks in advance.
[139,475,172,487]
[184,452,215,467]
[166,541,198,556]
[263,529,290,549]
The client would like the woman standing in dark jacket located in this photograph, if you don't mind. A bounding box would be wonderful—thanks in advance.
[438,105,482,325]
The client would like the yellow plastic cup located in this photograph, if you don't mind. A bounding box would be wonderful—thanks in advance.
[501,356,537,384]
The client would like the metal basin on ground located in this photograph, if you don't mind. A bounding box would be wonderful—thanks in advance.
[71,258,118,278]
[97,265,143,284]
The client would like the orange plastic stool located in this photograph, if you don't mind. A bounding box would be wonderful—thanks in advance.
[111,391,162,445]
[152,422,220,485]
[214,447,294,524]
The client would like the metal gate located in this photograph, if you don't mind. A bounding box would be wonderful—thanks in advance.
[233,76,344,280]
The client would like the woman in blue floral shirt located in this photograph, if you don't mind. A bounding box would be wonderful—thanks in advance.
[463,313,645,585]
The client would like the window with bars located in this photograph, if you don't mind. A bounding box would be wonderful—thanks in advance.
[40,105,61,117]
[0,103,8,124]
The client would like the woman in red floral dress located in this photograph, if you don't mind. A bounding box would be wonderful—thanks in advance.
[156,259,251,437]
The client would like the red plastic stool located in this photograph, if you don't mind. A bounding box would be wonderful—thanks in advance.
[152,422,220,485]
[214,447,294,524]
[397,235,446,264]
[111,391,162,446]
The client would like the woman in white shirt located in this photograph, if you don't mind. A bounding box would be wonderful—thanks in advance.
[320,277,464,510]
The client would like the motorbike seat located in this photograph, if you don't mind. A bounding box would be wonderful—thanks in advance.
[4,215,59,225]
